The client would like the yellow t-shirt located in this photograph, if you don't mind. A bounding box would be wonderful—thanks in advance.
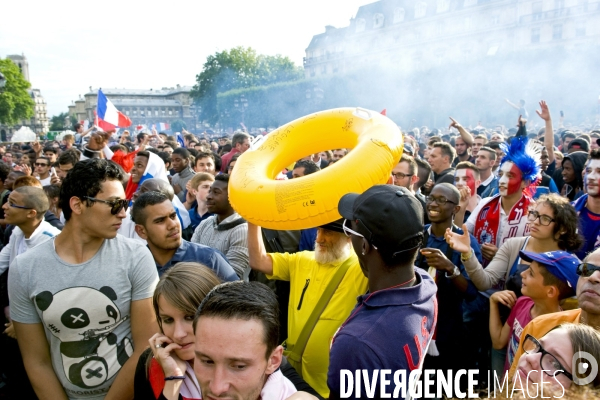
[508,308,581,379]
[268,251,368,398]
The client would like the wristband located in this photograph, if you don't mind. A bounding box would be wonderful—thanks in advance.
[164,376,186,381]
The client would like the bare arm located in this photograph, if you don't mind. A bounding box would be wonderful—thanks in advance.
[105,298,158,400]
[247,222,273,275]
[489,291,516,349]
[14,322,69,400]
[537,100,555,164]
[505,99,519,110]
[449,117,474,146]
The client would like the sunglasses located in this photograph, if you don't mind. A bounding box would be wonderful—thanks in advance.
[82,196,128,215]
[577,263,600,277]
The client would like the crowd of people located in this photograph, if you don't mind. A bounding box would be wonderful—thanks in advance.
[1,100,600,400]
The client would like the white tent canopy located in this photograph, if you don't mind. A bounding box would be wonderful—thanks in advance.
[10,126,37,143]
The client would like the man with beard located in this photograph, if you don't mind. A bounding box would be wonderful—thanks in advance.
[572,150,600,260]
[131,191,237,281]
[247,218,368,398]
[449,117,475,166]
[508,248,600,378]
[191,174,249,280]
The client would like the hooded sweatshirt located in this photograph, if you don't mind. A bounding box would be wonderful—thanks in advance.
[561,151,588,201]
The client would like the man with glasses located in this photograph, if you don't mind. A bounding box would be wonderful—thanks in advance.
[8,159,159,400]
[328,185,436,399]
[415,183,481,393]
[34,156,51,186]
[507,247,600,378]
[247,216,367,398]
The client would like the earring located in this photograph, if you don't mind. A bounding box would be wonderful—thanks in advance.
[361,251,366,255]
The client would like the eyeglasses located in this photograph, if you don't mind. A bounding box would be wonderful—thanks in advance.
[527,210,555,226]
[425,196,456,205]
[577,262,600,277]
[522,334,573,381]
[8,202,33,210]
[342,219,378,250]
[392,172,413,180]
[82,196,128,215]
[35,163,49,167]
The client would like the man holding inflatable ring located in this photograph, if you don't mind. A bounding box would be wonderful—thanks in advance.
[247,218,367,398]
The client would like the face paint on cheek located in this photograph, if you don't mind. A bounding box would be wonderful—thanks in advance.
[507,164,523,195]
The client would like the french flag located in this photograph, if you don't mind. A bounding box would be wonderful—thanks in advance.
[97,89,132,129]
[175,131,185,148]
[157,122,170,131]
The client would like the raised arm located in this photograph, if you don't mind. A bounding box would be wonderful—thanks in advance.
[247,222,273,275]
[536,100,555,165]
[449,117,474,146]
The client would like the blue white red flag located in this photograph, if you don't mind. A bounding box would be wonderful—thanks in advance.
[97,89,132,128]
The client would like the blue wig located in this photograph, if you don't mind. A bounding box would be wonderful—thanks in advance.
[499,135,542,184]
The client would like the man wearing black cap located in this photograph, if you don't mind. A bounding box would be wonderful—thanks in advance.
[328,185,437,400]
[247,218,368,398]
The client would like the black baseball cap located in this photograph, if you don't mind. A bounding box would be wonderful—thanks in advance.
[338,185,424,253]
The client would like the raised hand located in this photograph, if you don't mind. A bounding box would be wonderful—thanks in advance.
[449,117,461,130]
[149,333,186,378]
[458,186,471,208]
[445,223,472,254]
[536,100,551,121]
[490,290,517,308]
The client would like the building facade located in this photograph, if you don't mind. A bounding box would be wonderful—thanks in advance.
[68,85,201,131]
[0,54,49,140]
[304,0,600,77]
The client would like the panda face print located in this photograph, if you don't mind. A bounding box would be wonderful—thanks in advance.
[36,286,123,342]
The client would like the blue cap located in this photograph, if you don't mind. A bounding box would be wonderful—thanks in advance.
[519,250,580,288]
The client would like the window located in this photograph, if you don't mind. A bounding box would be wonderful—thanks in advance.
[373,13,384,28]
[491,14,500,25]
[553,24,563,40]
[437,0,450,13]
[415,1,427,18]
[394,8,405,23]
[531,27,541,43]
[133,110,137,115]
[532,1,543,20]
[125,111,130,116]
[169,110,172,116]
[356,18,366,33]
[155,110,158,116]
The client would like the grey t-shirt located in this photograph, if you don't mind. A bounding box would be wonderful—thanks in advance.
[9,235,159,400]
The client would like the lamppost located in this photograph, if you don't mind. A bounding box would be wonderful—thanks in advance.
[190,103,202,133]
[234,94,248,129]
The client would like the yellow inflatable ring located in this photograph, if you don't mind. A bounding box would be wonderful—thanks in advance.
[229,107,403,230]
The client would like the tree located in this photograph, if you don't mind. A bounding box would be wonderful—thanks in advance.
[171,119,187,133]
[190,47,302,124]
[0,58,35,126]
[49,112,77,131]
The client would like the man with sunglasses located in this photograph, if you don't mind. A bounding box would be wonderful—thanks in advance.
[8,159,159,400]
[328,185,436,400]
[34,156,52,186]
[507,248,600,378]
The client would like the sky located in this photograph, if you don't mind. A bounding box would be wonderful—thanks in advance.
[1,0,374,117]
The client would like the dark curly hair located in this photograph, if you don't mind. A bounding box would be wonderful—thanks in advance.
[59,159,125,221]
[537,193,583,252]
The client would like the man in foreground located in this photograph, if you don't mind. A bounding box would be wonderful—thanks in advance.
[9,159,159,400]
[328,185,437,399]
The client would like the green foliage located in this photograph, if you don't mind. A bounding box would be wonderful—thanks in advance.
[49,112,77,131]
[171,119,187,133]
[190,47,302,124]
[0,58,35,125]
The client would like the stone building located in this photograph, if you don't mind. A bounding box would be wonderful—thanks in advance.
[303,0,600,78]
[68,85,200,131]
[0,54,49,141]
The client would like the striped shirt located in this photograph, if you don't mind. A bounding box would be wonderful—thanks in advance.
[191,213,249,280]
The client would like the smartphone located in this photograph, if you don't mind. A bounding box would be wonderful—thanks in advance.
[51,167,56,176]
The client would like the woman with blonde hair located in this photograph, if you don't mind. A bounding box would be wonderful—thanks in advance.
[134,262,221,399]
